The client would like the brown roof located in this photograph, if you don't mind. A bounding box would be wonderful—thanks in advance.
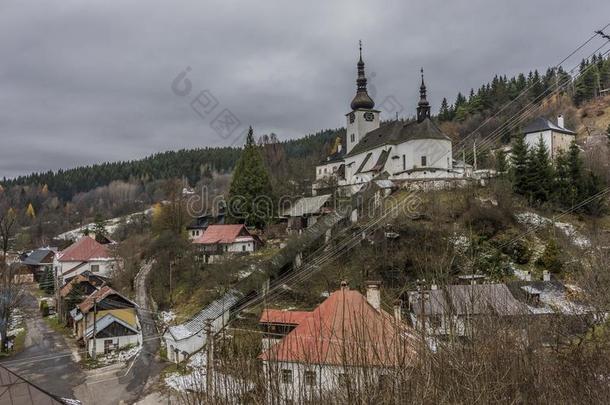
[260,287,417,367]
[59,273,106,298]
[58,236,113,262]
[193,224,253,245]
[78,286,134,313]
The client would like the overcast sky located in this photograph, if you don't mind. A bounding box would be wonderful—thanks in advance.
[1,0,608,178]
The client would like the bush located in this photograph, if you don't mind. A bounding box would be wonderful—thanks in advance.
[39,300,49,317]
[536,239,563,273]
[462,202,511,239]
[493,231,532,264]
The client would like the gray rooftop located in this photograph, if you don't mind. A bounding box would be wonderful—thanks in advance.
[282,195,332,217]
[346,118,451,157]
[167,290,242,341]
[523,117,576,135]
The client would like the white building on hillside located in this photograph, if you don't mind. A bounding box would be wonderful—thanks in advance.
[313,45,459,195]
[163,291,241,363]
[523,115,576,160]
[54,236,118,283]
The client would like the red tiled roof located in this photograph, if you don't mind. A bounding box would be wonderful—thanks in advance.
[260,309,311,325]
[58,236,113,262]
[193,224,251,245]
[260,287,418,367]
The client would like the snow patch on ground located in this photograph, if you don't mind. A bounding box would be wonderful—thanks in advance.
[450,234,470,253]
[165,351,253,398]
[515,212,591,248]
[159,311,176,326]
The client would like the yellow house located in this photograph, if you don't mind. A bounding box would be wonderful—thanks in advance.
[71,286,141,355]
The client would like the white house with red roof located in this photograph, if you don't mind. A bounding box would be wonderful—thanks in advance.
[192,224,260,263]
[259,281,418,403]
[54,236,118,283]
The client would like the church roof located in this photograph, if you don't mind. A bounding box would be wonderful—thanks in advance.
[346,118,451,157]
[523,117,576,135]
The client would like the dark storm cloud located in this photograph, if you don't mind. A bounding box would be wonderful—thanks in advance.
[1,0,608,178]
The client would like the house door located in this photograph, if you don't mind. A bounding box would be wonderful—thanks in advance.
[104,339,113,354]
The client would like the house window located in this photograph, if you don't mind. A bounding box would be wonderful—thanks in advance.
[402,155,406,171]
[304,370,316,386]
[324,168,327,174]
[281,369,293,384]
[242,245,246,252]
[421,156,427,166]
[91,264,100,272]
[350,134,355,143]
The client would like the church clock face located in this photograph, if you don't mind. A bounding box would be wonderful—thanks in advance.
[349,112,355,124]
[364,112,374,121]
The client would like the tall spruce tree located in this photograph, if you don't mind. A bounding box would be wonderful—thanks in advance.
[527,137,554,204]
[510,134,529,196]
[228,126,274,228]
[567,141,583,206]
[553,151,572,207]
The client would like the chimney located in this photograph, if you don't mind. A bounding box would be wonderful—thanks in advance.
[365,280,381,311]
[340,280,349,291]
[393,299,402,323]
[542,270,551,282]
[557,114,564,128]
[525,271,532,282]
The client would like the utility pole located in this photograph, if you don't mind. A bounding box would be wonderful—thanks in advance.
[92,297,97,360]
[204,319,214,400]
[473,137,478,171]
[55,269,61,323]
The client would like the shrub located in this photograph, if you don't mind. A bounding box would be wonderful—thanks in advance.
[462,202,511,239]
[493,231,532,264]
[536,239,563,273]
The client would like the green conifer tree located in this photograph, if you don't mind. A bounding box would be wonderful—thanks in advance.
[227,126,274,228]
[510,134,529,196]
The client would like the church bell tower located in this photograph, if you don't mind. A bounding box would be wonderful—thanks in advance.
[345,41,380,154]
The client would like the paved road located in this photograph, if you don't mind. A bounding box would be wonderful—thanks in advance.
[74,261,164,404]
[0,288,86,400]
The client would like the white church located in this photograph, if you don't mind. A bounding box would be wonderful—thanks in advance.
[313,46,463,195]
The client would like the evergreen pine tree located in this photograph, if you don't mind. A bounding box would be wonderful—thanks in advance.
[567,141,583,206]
[228,126,274,228]
[495,149,508,175]
[553,151,572,207]
[510,134,529,196]
[528,137,554,204]
[439,98,450,121]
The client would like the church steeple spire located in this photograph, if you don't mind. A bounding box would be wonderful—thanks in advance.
[350,40,375,110]
[417,68,431,123]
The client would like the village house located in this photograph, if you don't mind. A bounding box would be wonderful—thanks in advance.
[282,194,333,234]
[70,285,141,356]
[193,224,260,263]
[163,291,241,363]
[20,247,56,280]
[58,272,107,324]
[523,115,576,159]
[313,45,460,196]
[407,283,529,338]
[259,281,418,404]
[54,236,119,283]
[186,206,226,240]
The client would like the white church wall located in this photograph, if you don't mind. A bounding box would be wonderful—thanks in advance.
[391,139,452,174]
